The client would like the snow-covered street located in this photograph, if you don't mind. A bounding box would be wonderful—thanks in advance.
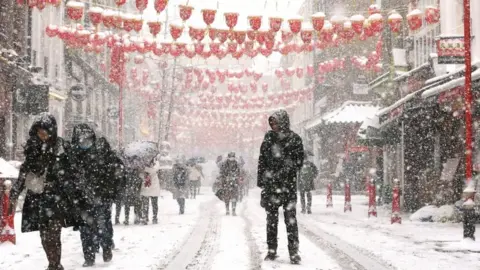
[2,188,480,270]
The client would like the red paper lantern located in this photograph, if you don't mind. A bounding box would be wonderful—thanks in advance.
[235,31,246,44]
[425,6,440,25]
[307,65,314,76]
[256,31,267,44]
[301,28,314,44]
[170,24,184,40]
[248,15,262,31]
[36,0,46,10]
[179,5,194,21]
[259,46,272,57]
[350,14,364,34]
[148,21,162,36]
[217,29,229,43]
[224,12,239,29]
[253,72,262,81]
[288,17,303,34]
[136,0,148,12]
[232,49,243,59]
[296,67,304,78]
[262,83,268,92]
[281,30,294,43]
[45,25,58,37]
[48,0,61,7]
[388,12,402,33]
[363,19,374,37]
[269,17,283,32]
[88,7,103,26]
[202,9,216,26]
[311,12,326,32]
[227,42,237,54]
[154,0,167,13]
[115,0,126,6]
[90,32,107,46]
[102,10,114,28]
[407,9,423,31]
[368,4,380,15]
[340,21,355,41]
[134,55,144,64]
[66,1,85,21]
[320,21,333,43]
[368,13,384,33]
[285,67,295,77]
[132,17,143,32]
[331,15,345,33]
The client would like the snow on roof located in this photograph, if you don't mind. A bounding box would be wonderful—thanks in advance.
[393,62,430,82]
[0,158,19,179]
[422,69,480,99]
[306,101,380,129]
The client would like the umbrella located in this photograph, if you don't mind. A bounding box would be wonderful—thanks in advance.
[122,141,159,169]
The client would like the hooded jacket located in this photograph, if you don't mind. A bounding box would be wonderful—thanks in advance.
[69,124,123,206]
[10,114,81,232]
[257,110,304,193]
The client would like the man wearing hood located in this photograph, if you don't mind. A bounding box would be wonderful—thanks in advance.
[69,124,123,267]
[219,152,241,215]
[9,114,81,270]
[257,110,304,264]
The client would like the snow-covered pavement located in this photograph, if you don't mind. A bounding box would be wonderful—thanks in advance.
[2,188,480,270]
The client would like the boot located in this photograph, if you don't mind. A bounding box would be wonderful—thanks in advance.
[225,202,230,215]
[47,264,64,270]
[179,198,185,214]
[82,261,95,267]
[232,202,237,216]
[301,209,306,214]
[115,218,120,225]
[152,217,158,224]
[264,250,278,261]
[103,247,113,262]
[307,209,312,214]
[290,254,301,264]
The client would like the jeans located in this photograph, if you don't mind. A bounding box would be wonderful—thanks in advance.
[79,203,114,263]
[299,190,312,212]
[40,220,62,269]
[265,190,299,256]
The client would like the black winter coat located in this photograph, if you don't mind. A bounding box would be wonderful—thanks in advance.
[257,110,304,197]
[10,115,82,232]
[298,160,318,191]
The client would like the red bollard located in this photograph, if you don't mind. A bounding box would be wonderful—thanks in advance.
[391,179,401,224]
[368,179,377,217]
[0,181,16,244]
[326,180,333,208]
[344,180,352,212]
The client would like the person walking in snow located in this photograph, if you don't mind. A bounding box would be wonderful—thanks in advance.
[122,158,143,225]
[69,124,123,267]
[219,152,241,216]
[172,158,188,214]
[139,158,161,224]
[9,114,82,270]
[298,152,318,214]
[257,110,304,264]
[188,161,202,199]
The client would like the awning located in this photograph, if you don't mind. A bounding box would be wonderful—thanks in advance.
[0,158,19,179]
[306,101,380,130]
[422,68,480,99]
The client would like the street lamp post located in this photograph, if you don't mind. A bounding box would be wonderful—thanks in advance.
[462,0,475,240]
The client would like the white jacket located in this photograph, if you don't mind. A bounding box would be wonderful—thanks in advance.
[188,166,202,181]
[140,162,161,197]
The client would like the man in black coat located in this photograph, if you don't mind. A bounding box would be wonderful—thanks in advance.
[69,124,123,267]
[298,154,318,214]
[257,110,304,264]
[9,114,81,270]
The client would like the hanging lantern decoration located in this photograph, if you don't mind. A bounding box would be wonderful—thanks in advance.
[269,16,283,32]
[388,12,402,34]
[425,6,440,25]
[66,1,85,21]
[224,12,239,29]
[45,25,58,37]
[235,31,247,44]
[256,30,267,44]
[37,0,46,10]
[330,15,345,34]
[307,64,314,76]
[288,16,303,34]
[102,10,115,28]
[232,48,244,59]
[368,4,381,15]
[296,67,304,78]
[90,32,107,46]
[170,23,184,41]
[122,14,134,32]
[262,83,268,92]
[363,19,374,37]
[148,21,162,36]
[48,0,61,7]
[248,15,262,31]
[340,21,355,41]
[88,7,104,27]
[300,24,314,44]
[285,67,295,77]
[136,0,148,12]
[368,13,384,33]
[112,13,123,29]
[350,14,364,34]
[179,4,194,22]
[311,12,325,32]
[217,29,229,43]
[134,55,145,65]
[281,28,294,43]
[190,27,206,42]
[115,0,126,6]
[202,9,217,26]
[154,0,168,13]
[407,9,423,31]
[227,42,237,54]
[320,21,333,43]
[133,16,143,32]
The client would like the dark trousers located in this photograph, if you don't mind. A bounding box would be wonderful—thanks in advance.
[80,203,114,263]
[40,220,63,269]
[299,190,312,212]
[124,197,142,223]
[141,196,158,221]
[265,191,299,256]
[114,198,122,223]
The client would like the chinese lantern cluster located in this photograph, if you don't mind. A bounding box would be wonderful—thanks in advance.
[17,0,61,10]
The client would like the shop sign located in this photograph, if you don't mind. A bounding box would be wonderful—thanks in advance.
[436,36,467,64]
[70,84,87,102]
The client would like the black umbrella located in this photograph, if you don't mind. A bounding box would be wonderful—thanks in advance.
[122,141,159,169]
